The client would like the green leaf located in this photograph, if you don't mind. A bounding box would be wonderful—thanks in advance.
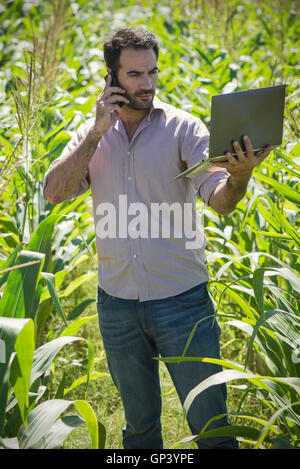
[0,250,45,319]
[17,399,73,449]
[182,368,300,417]
[41,272,68,326]
[200,411,278,437]
[72,400,100,449]
[0,317,32,435]
[259,196,300,248]
[30,336,82,386]
[255,173,300,205]
[58,321,98,397]
[98,421,106,449]
[10,319,35,426]
[59,314,97,338]
[64,371,109,396]
[67,298,96,321]
[55,372,66,399]
[255,401,300,448]
[29,415,85,449]
[179,314,216,361]
[210,280,256,321]
[48,130,72,152]
[84,339,95,398]
[17,398,101,449]
[0,246,21,288]
[176,424,270,447]
[30,335,95,398]
[73,217,96,263]
[271,437,299,449]
[0,436,19,449]
[58,272,97,298]
[158,356,247,374]
[39,269,69,303]
[212,252,300,292]
[43,118,73,143]
[27,214,62,272]
[253,267,265,315]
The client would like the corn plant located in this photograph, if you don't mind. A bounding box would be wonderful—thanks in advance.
[0,316,106,449]
[1,0,299,450]
[0,0,102,449]
[0,0,97,332]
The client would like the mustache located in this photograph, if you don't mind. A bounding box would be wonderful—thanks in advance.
[134,90,155,96]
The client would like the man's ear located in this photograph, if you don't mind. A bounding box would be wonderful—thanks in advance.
[107,67,112,73]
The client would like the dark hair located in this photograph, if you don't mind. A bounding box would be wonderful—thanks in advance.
[103,27,159,72]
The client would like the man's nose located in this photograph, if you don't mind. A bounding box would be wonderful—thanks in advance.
[140,75,152,89]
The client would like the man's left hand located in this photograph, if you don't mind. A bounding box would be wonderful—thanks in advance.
[213,135,273,182]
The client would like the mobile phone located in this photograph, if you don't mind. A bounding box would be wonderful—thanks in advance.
[104,71,124,107]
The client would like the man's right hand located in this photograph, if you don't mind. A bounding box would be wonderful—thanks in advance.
[93,74,129,135]
[44,75,129,205]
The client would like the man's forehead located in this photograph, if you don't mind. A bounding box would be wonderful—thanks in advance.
[119,47,157,69]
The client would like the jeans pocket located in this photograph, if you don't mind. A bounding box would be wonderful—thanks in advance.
[172,282,210,307]
[97,286,112,306]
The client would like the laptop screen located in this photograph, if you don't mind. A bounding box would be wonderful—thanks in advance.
[209,84,286,159]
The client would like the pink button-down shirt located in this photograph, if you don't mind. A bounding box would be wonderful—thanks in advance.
[44,97,229,300]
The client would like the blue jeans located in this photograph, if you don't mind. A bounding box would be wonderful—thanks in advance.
[97,282,238,449]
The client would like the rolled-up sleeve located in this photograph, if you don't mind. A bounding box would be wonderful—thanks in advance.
[180,117,229,205]
[197,169,229,205]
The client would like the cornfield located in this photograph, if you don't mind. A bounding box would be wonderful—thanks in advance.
[0,0,299,450]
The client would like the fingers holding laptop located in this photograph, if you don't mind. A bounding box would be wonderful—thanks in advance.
[241,135,273,165]
[213,135,273,176]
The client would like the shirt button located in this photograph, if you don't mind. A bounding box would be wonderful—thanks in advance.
[133,254,137,259]
[128,176,131,181]
[128,151,131,156]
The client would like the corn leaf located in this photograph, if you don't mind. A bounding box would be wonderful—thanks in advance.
[0,317,32,436]
[59,314,97,337]
[182,368,300,417]
[17,399,100,449]
[28,415,85,449]
[255,173,300,205]
[40,272,68,326]
[0,250,44,319]
[27,214,62,272]
[9,319,35,426]
[30,336,83,386]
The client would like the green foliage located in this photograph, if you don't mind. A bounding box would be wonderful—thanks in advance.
[0,0,299,450]
[0,317,106,448]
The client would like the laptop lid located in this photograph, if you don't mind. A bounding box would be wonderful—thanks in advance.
[209,84,286,160]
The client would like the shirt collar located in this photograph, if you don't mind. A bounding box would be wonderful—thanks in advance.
[150,96,166,114]
[147,96,166,122]
[113,95,166,133]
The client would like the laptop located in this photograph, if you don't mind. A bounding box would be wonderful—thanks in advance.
[174,84,286,179]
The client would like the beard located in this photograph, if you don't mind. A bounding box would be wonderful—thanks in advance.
[124,89,155,110]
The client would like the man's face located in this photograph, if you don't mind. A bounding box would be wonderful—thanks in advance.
[116,47,158,111]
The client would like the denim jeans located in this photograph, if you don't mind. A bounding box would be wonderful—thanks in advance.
[97,281,238,449]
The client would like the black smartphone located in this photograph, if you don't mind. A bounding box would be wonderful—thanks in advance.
[104,71,124,107]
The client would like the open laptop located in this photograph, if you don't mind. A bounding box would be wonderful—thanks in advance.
[174,84,286,179]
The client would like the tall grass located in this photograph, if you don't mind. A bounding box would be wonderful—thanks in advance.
[0,0,299,449]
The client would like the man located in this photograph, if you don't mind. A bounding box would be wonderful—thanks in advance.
[43,27,272,449]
